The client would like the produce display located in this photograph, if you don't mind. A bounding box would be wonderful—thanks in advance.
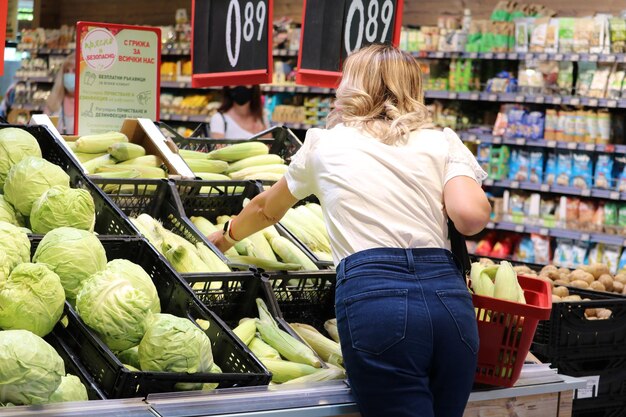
[190,214,319,271]
[179,141,288,182]
[280,204,332,262]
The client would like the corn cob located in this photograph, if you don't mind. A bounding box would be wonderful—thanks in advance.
[470,263,495,298]
[185,159,229,174]
[163,242,211,273]
[249,337,281,359]
[179,149,209,159]
[282,368,345,385]
[75,152,106,163]
[131,215,165,250]
[108,142,146,161]
[281,209,331,253]
[75,131,129,153]
[233,318,256,345]
[66,141,77,152]
[313,251,333,262]
[225,154,284,174]
[216,215,233,225]
[119,155,162,167]
[324,319,340,343]
[195,172,230,181]
[195,319,211,331]
[290,323,342,366]
[247,232,277,261]
[96,164,167,178]
[260,358,319,384]
[195,242,231,273]
[92,169,141,179]
[493,261,520,302]
[256,298,278,327]
[270,236,318,271]
[190,216,239,257]
[227,255,302,271]
[229,164,288,180]
[208,142,269,162]
[294,206,328,239]
[243,173,285,181]
[83,154,115,174]
[262,225,281,241]
[255,319,322,368]
[304,203,324,221]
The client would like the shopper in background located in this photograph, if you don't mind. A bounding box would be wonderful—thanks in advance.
[210,85,268,139]
[45,53,76,134]
[208,44,490,417]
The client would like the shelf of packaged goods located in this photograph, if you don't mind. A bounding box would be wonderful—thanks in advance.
[271,122,323,130]
[272,49,299,57]
[160,113,212,123]
[483,179,625,201]
[424,91,626,108]
[460,132,626,155]
[11,103,45,112]
[14,75,54,83]
[17,47,75,55]
[484,221,626,246]
[261,85,335,95]
[412,51,626,63]
[161,47,191,56]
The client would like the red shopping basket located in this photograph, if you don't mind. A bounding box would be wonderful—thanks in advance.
[472,275,552,387]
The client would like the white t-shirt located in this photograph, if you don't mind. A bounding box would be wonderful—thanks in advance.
[210,113,258,139]
[284,124,488,265]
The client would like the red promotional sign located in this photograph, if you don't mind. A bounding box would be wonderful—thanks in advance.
[191,0,273,87]
[0,0,7,76]
[75,22,161,135]
[296,0,404,88]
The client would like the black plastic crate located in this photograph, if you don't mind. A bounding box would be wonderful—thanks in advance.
[89,178,235,271]
[532,286,626,360]
[550,356,626,400]
[49,237,270,398]
[263,271,337,336]
[573,396,626,417]
[157,123,302,163]
[45,332,107,400]
[172,180,325,271]
[2,125,137,236]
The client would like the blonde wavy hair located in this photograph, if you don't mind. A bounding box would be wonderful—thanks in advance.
[327,44,431,145]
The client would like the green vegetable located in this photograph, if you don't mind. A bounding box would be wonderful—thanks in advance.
[30,186,96,234]
[138,313,214,373]
[0,263,65,337]
[0,128,42,191]
[47,374,88,403]
[4,156,70,216]
[105,259,161,314]
[0,221,28,271]
[76,261,160,351]
[0,329,65,405]
[117,346,141,369]
[0,195,23,226]
[33,227,107,300]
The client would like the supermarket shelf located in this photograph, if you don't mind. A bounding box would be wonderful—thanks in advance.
[160,113,212,123]
[273,49,299,57]
[14,75,55,83]
[162,47,191,56]
[412,51,626,63]
[484,221,626,246]
[261,85,335,95]
[271,122,323,130]
[483,179,625,201]
[11,103,45,112]
[460,132,626,154]
[17,47,75,55]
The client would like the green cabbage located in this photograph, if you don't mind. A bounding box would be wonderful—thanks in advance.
[30,186,95,234]
[117,346,141,369]
[48,374,89,403]
[0,329,65,405]
[32,227,107,300]
[0,128,42,191]
[76,261,160,352]
[0,195,23,226]
[0,263,66,337]
[0,221,30,270]
[4,156,70,216]
[138,313,213,373]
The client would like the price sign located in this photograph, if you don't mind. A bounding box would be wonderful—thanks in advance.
[296,0,403,87]
[191,0,273,87]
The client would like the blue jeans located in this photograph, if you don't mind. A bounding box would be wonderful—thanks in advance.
[335,248,478,417]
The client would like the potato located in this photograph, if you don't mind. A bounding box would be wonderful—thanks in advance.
[563,295,583,302]
[589,281,606,292]
[598,274,614,292]
[552,286,570,298]
[547,271,561,281]
[569,280,590,289]
[596,309,612,320]
[558,267,571,276]
[552,294,562,303]
[553,279,569,286]
[540,265,558,275]
[569,270,595,285]
[613,281,624,293]
[623,286,626,295]
[614,274,626,285]
[536,275,553,284]
[513,265,533,274]
[586,316,598,320]
[581,263,610,279]
[585,308,597,317]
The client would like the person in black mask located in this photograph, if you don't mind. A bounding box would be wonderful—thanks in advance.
[210,85,268,139]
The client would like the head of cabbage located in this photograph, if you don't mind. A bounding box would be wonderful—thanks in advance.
[0,128,42,191]
[138,313,214,374]
[0,263,66,337]
[47,374,89,403]
[76,260,160,352]
[4,156,70,216]
[30,186,95,234]
[32,227,107,300]
[0,195,23,227]
[0,329,65,405]
[0,221,30,271]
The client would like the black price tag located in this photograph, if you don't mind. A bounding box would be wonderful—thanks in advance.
[297,0,403,87]
[192,0,272,87]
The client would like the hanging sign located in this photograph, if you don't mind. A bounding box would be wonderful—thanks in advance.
[296,0,403,88]
[191,0,273,87]
[75,22,161,135]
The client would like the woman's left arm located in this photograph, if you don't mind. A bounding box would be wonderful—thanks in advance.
[208,177,298,252]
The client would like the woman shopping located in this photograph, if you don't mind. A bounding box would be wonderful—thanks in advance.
[210,85,268,139]
[45,53,76,134]
[209,44,491,417]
